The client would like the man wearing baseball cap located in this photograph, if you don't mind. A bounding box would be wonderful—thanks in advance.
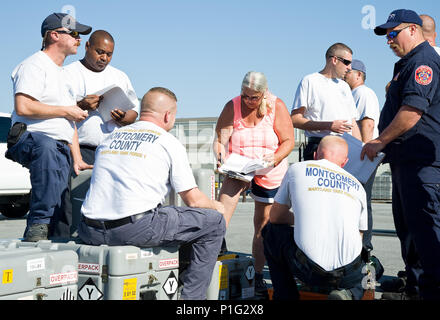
[5,13,92,241]
[344,59,381,273]
[362,9,440,300]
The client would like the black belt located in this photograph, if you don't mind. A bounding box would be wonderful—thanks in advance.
[83,211,151,230]
[294,242,363,279]
[57,140,69,146]
[80,144,97,151]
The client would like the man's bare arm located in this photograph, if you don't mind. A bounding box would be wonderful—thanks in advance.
[291,107,353,134]
[15,93,88,122]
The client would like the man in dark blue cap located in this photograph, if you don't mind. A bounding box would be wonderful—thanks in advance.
[362,9,440,300]
[344,59,381,268]
[5,13,92,241]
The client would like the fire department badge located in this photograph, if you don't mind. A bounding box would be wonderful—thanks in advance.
[415,65,433,85]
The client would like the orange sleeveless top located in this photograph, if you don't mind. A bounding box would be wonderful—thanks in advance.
[228,92,288,189]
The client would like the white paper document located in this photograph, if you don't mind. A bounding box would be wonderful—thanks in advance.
[341,133,385,184]
[92,85,136,122]
[218,153,270,182]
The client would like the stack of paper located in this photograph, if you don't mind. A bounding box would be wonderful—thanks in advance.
[341,133,385,184]
[218,153,269,182]
[92,85,136,122]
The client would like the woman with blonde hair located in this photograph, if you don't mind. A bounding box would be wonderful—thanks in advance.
[214,71,294,295]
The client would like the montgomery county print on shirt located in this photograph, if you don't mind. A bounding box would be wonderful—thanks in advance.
[100,128,161,158]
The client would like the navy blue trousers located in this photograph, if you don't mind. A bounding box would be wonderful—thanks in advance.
[390,163,440,299]
[362,167,377,252]
[79,205,226,300]
[6,131,71,237]
[59,145,97,239]
[263,223,365,300]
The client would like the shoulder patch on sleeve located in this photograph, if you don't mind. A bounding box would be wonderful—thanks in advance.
[415,65,433,85]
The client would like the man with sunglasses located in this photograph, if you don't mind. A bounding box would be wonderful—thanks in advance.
[344,60,382,275]
[361,9,440,300]
[381,13,440,295]
[291,43,362,161]
[5,13,92,242]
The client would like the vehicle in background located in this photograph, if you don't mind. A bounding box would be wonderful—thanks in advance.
[0,112,31,218]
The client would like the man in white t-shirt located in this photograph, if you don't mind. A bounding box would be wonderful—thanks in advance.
[263,136,368,300]
[420,14,440,55]
[5,13,92,242]
[61,30,139,238]
[79,87,226,300]
[344,59,381,257]
[66,30,139,164]
[291,43,362,161]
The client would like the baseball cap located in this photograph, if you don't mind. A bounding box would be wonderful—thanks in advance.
[41,13,92,37]
[351,59,366,74]
[374,9,422,36]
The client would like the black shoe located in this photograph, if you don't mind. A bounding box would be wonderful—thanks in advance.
[397,270,407,278]
[381,291,420,300]
[380,271,407,293]
[255,273,268,296]
[369,256,384,280]
[25,224,48,242]
[220,238,228,255]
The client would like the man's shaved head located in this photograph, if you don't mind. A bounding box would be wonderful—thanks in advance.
[140,87,178,131]
[141,87,177,114]
[420,14,437,46]
[315,135,349,168]
[88,30,114,45]
[421,15,436,34]
[325,42,353,60]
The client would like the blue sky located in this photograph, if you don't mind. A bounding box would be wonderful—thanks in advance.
[1,0,439,118]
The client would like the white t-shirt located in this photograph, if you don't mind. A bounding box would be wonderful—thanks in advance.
[275,159,367,271]
[11,51,76,143]
[81,121,197,220]
[352,85,380,139]
[291,72,358,138]
[434,46,440,56]
[65,61,140,147]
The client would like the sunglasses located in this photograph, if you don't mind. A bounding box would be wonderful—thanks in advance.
[386,25,411,41]
[53,30,80,38]
[332,56,352,66]
[241,93,263,102]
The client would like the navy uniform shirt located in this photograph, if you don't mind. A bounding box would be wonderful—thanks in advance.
[379,41,440,165]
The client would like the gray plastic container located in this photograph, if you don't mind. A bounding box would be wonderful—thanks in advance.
[0,244,78,300]
[13,240,179,300]
[206,253,256,300]
[70,169,93,237]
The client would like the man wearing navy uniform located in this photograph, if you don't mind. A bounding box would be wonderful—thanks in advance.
[362,9,440,300]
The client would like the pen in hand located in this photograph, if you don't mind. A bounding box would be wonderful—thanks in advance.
[217,153,223,170]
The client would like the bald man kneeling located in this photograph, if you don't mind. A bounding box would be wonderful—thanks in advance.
[262,135,369,300]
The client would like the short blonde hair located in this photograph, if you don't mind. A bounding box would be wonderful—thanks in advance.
[241,71,271,117]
